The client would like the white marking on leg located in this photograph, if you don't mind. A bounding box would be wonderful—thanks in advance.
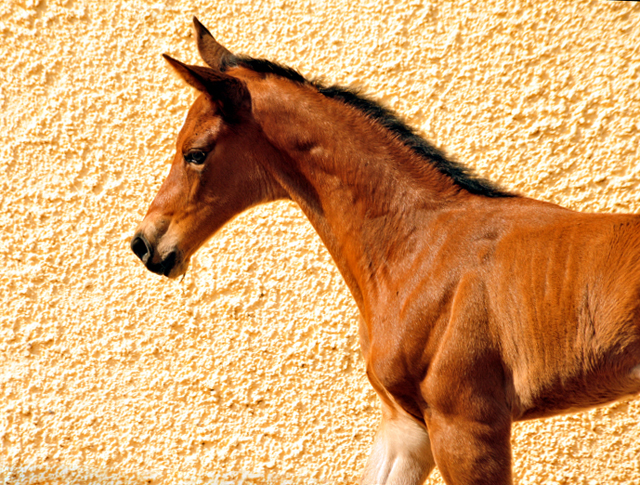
[361,410,435,485]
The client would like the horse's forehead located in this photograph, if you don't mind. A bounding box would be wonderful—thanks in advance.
[187,93,219,121]
[177,94,220,143]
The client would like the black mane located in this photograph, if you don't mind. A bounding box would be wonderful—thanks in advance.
[221,55,512,198]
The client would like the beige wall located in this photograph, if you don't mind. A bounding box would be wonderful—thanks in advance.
[1,0,639,483]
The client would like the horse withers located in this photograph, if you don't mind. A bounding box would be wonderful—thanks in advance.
[131,17,640,485]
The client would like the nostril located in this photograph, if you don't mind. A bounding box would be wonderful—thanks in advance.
[131,235,152,264]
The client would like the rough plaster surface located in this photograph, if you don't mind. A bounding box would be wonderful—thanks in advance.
[1,0,639,484]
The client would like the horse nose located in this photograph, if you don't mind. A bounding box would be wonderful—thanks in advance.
[131,233,153,265]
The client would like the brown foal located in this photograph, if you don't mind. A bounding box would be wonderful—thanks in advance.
[131,18,640,485]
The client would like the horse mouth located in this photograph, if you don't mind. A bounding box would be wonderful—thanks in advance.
[130,234,187,279]
[145,251,189,279]
[154,250,178,277]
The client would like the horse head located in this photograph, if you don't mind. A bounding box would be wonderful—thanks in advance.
[131,18,286,278]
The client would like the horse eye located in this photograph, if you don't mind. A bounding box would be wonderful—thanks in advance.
[185,150,207,165]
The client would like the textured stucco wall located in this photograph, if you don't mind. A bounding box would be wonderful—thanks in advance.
[1,0,639,484]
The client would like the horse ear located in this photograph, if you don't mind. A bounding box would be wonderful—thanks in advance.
[163,54,249,118]
[193,16,234,71]
[163,53,212,92]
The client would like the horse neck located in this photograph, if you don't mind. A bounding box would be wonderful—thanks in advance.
[253,80,471,316]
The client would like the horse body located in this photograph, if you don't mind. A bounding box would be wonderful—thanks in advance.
[131,18,640,485]
[249,66,640,422]
[490,209,640,420]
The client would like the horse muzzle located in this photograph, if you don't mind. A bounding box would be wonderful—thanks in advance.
[130,232,188,278]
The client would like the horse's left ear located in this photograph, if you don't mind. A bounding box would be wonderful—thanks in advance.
[163,54,250,118]
[193,16,234,71]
